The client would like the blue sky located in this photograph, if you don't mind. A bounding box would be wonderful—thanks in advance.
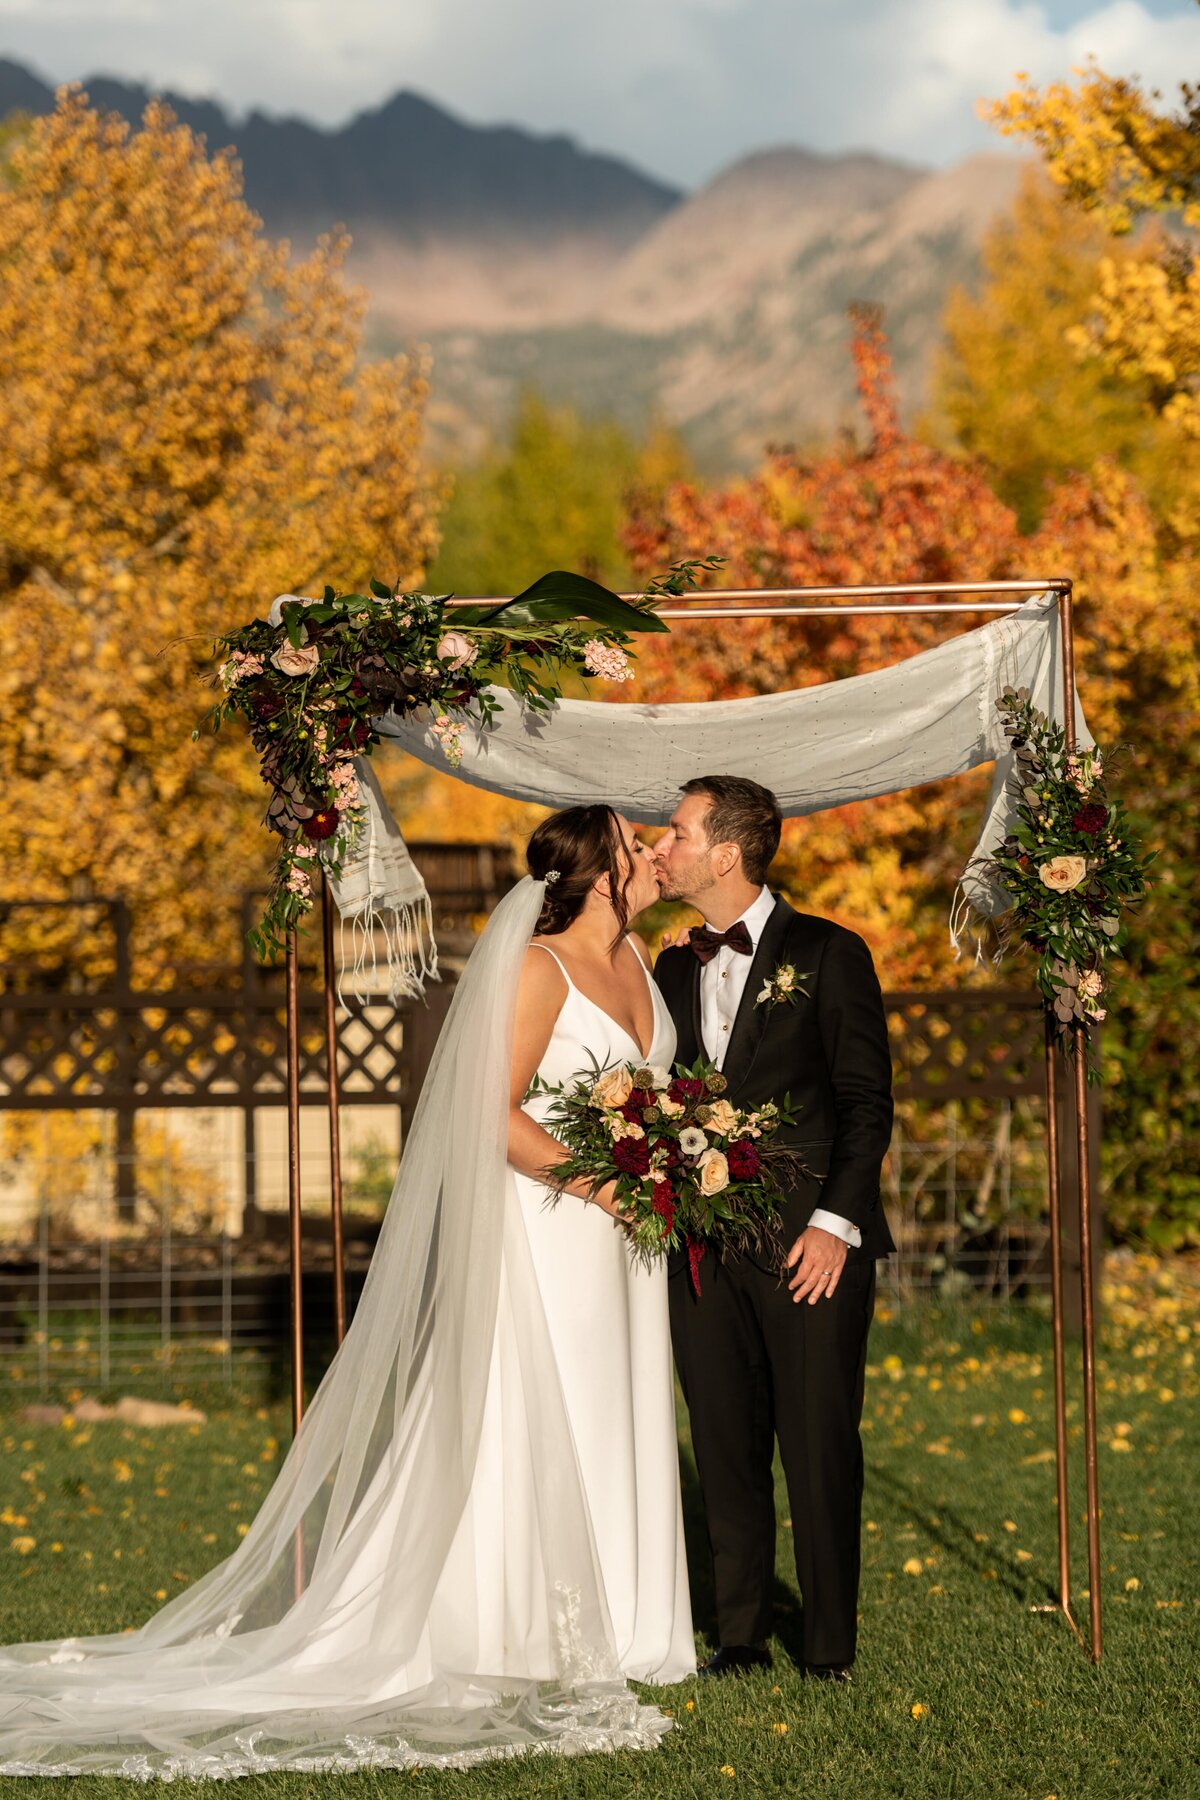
[2,0,1196,185]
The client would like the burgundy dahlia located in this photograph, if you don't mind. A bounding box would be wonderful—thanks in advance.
[621,1088,653,1122]
[302,804,341,841]
[333,713,371,751]
[1072,801,1108,835]
[613,1135,651,1176]
[727,1139,761,1180]
[668,1077,706,1103]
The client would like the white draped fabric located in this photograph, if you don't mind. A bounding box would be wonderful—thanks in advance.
[365,592,1087,915]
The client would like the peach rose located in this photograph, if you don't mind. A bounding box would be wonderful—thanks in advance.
[697,1149,730,1196]
[705,1099,741,1136]
[592,1066,633,1109]
[435,631,479,671]
[271,641,321,677]
[1038,855,1088,893]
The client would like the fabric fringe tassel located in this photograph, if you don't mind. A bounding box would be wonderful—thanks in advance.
[337,893,440,1006]
[948,881,988,967]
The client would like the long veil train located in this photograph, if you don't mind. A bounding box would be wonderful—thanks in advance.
[0,877,674,1778]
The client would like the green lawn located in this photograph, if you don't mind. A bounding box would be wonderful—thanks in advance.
[2,1252,1197,1798]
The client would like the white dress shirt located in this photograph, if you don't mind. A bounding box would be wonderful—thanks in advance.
[699,886,861,1249]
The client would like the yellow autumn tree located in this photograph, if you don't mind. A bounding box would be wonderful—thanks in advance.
[931,172,1180,530]
[984,61,1200,543]
[0,89,440,981]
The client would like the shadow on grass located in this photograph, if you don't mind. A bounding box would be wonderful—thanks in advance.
[866,1457,1050,1606]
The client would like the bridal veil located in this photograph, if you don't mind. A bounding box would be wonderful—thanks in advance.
[0,877,673,1778]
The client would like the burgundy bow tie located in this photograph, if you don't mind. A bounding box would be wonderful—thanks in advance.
[689,920,753,964]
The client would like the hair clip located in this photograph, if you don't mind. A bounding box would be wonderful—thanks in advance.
[544,869,561,885]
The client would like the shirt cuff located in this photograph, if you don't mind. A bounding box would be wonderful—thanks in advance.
[807,1207,862,1248]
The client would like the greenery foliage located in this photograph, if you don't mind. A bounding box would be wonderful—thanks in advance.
[973,690,1151,1077]
[203,570,669,953]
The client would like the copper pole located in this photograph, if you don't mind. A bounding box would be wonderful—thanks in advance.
[322,875,347,1347]
[285,925,305,1433]
[285,923,306,1603]
[1058,584,1103,1661]
[446,577,1071,608]
[1042,1015,1077,1632]
[1072,1023,1103,1661]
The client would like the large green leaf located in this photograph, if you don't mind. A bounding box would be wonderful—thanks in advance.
[457,570,668,634]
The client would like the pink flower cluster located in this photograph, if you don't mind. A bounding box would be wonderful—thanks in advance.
[1077,967,1106,1021]
[430,714,466,767]
[285,842,316,898]
[329,762,361,812]
[219,650,265,690]
[582,639,633,683]
[1066,751,1104,792]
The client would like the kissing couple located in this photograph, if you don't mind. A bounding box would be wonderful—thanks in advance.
[0,776,894,1780]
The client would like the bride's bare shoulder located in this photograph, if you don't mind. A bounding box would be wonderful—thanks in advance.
[523,938,568,988]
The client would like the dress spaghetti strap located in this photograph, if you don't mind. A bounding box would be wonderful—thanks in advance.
[529,941,575,987]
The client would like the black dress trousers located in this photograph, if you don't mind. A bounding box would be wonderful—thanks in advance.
[669,1233,875,1666]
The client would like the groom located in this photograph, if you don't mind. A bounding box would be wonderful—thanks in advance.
[653,774,894,1681]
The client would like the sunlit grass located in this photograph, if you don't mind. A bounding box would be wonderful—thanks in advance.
[2,1251,1197,1797]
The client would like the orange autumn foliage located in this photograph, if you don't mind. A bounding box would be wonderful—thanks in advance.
[622,309,1194,986]
[0,90,440,980]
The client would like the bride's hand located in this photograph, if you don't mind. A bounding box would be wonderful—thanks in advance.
[660,925,693,950]
[591,1179,631,1225]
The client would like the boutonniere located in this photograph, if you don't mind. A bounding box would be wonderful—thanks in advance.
[755,962,811,1011]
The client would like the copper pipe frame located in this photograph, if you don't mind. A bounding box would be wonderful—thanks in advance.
[1057,586,1104,1661]
[446,577,1071,610]
[1041,1015,1082,1646]
[322,875,348,1346]
[281,573,1098,1648]
[285,926,306,1600]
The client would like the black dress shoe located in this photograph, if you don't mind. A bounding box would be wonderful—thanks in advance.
[700,1645,772,1677]
[805,1662,854,1683]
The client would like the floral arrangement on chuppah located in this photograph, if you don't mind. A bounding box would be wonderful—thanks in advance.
[199,563,718,955]
[971,687,1152,1074]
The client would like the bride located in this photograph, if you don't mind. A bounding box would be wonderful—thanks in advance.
[0,806,695,1778]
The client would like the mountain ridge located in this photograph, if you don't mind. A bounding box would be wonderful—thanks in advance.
[0,56,1026,467]
[0,56,681,247]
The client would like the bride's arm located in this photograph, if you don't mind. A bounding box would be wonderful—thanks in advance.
[508,946,624,1217]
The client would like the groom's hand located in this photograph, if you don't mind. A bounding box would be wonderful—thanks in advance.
[786,1226,847,1304]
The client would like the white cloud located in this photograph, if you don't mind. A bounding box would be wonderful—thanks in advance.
[0,0,1195,185]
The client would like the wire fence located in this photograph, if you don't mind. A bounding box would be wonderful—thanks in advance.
[0,1097,1053,1399]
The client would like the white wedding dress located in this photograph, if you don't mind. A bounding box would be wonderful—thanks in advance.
[0,878,693,1779]
[464,940,693,1683]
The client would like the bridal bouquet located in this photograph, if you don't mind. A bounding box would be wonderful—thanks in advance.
[530,1057,812,1291]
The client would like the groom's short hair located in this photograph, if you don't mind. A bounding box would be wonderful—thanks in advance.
[681,775,782,884]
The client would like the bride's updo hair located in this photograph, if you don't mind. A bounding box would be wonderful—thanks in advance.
[527,805,635,945]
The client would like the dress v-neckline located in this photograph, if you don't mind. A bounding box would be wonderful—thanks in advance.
[534,940,659,1064]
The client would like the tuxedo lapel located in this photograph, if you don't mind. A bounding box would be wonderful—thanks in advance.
[720,894,795,1092]
[690,954,707,1061]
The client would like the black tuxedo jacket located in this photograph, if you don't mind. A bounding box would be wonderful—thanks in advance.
[654,893,896,1261]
